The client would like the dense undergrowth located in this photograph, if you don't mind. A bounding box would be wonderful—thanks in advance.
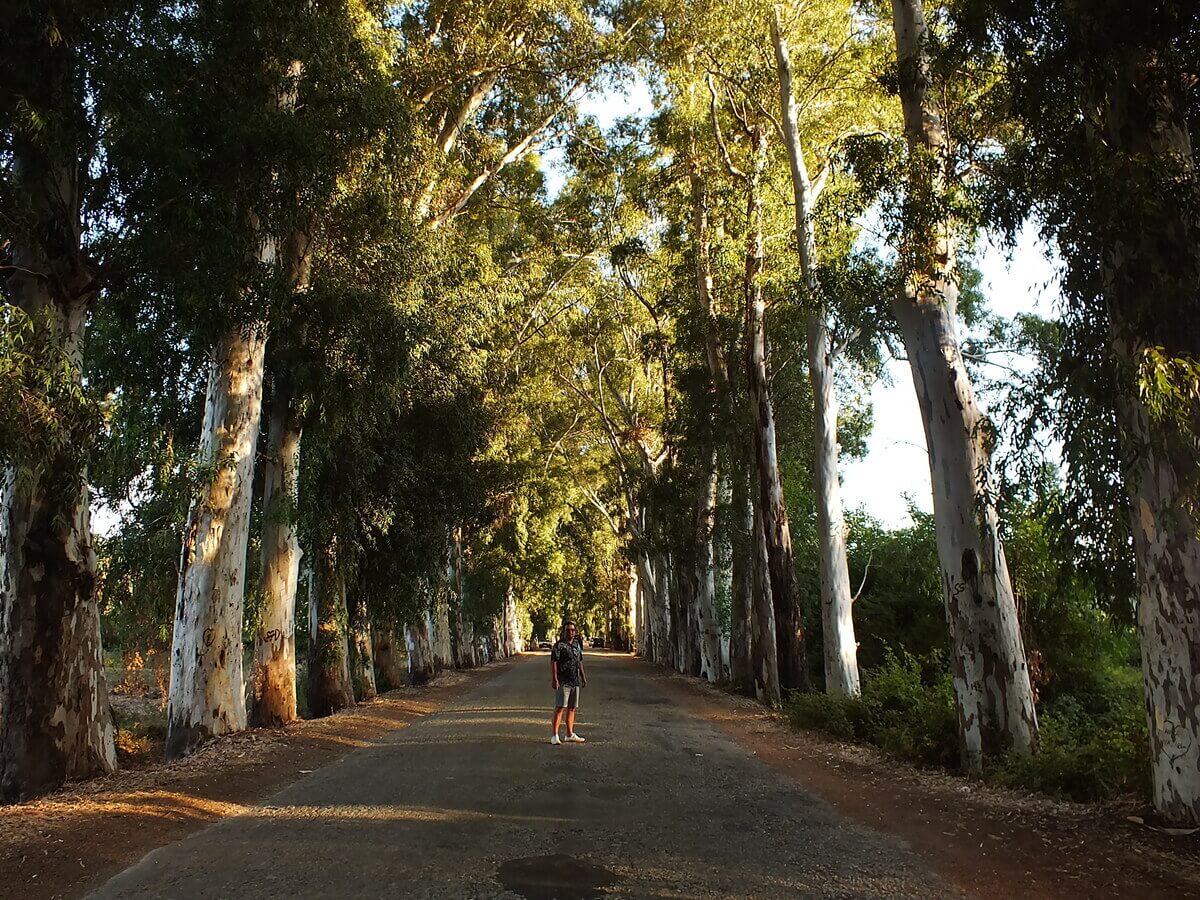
[786,651,1147,802]
[788,499,1150,804]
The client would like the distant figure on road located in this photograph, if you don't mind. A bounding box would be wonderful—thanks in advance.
[550,620,587,745]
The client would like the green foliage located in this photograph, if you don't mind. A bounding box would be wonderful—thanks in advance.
[988,676,1149,803]
[787,650,958,768]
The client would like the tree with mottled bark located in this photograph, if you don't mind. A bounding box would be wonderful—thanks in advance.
[888,0,1037,771]
[0,3,121,797]
[770,6,860,696]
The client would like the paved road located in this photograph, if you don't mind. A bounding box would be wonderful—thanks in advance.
[91,653,951,899]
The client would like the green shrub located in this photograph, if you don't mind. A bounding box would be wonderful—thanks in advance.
[786,691,866,741]
[988,676,1149,802]
[787,650,959,768]
[858,650,959,768]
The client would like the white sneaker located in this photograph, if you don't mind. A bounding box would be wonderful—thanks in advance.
[550,734,561,745]
[566,733,585,743]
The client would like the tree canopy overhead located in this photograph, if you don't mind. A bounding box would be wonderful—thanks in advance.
[2,0,1198,827]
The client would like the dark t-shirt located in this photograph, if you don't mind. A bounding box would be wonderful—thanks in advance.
[552,639,582,686]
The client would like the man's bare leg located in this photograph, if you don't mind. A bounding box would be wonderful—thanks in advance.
[552,707,565,738]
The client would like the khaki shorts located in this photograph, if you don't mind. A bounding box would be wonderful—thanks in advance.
[554,684,581,709]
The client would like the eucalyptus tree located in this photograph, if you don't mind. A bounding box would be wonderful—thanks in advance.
[884,0,1038,770]
[100,0,410,749]
[400,0,625,229]
[770,1,875,696]
[952,0,1200,823]
[0,0,127,798]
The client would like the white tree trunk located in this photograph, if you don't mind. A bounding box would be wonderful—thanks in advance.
[1119,399,1200,823]
[1094,52,1200,825]
[167,326,266,758]
[729,461,755,693]
[626,561,640,653]
[405,618,435,684]
[696,455,723,683]
[772,12,860,696]
[742,125,806,691]
[502,584,523,656]
[428,593,454,671]
[251,381,301,727]
[653,553,672,667]
[891,0,1037,771]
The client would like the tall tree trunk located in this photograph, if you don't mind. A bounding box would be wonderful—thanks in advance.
[0,133,116,797]
[372,621,405,693]
[696,454,723,682]
[653,552,673,667]
[891,0,1037,771]
[677,549,700,676]
[728,454,756,694]
[772,12,860,696]
[251,375,302,727]
[405,617,435,684]
[166,326,266,758]
[449,528,476,668]
[635,552,653,660]
[742,124,808,692]
[1094,49,1200,825]
[349,593,376,702]
[250,229,310,728]
[501,584,523,656]
[306,542,354,717]
[620,561,638,653]
[751,496,782,706]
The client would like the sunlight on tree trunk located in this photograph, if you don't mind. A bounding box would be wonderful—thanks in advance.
[891,0,1037,772]
[772,10,859,696]
[167,326,266,757]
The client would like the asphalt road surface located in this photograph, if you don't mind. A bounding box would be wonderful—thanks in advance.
[91,652,952,899]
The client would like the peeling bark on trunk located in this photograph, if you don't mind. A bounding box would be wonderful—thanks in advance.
[891,0,1037,771]
[306,543,354,718]
[0,138,116,797]
[0,468,116,797]
[729,456,756,695]
[653,553,673,668]
[251,377,302,727]
[696,454,723,683]
[772,13,860,696]
[677,550,700,676]
[405,617,435,684]
[429,594,454,672]
[742,125,808,692]
[1094,51,1200,825]
[372,621,405,693]
[349,593,376,702]
[250,229,309,728]
[751,497,782,706]
[166,326,266,758]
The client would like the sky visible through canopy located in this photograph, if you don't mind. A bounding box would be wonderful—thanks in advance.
[563,80,1060,528]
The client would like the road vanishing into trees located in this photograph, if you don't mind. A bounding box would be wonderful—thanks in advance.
[91,653,949,899]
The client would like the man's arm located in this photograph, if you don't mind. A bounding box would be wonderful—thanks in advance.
[550,647,560,689]
[579,655,587,688]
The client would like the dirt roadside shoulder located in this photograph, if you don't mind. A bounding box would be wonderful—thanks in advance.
[646,659,1200,900]
[0,659,515,900]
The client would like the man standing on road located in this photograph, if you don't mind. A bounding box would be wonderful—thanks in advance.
[550,621,587,745]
